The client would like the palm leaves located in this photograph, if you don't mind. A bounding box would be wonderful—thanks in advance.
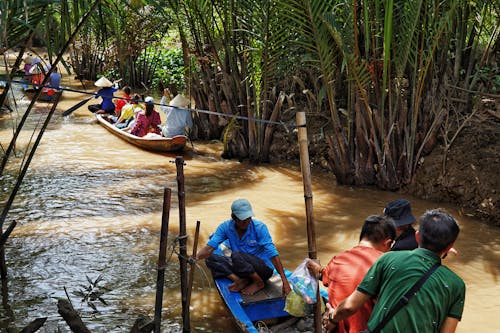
[0,0,52,50]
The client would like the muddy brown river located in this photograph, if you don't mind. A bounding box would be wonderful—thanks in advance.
[0,78,499,332]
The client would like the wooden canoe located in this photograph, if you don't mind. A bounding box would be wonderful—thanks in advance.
[95,114,187,153]
[214,271,294,333]
[23,87,61,101]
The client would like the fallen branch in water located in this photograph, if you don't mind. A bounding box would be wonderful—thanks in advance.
[57,299,91,333]
[19,317,47,333]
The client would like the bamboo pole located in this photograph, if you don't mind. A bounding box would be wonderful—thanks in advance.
[186,221,200,312]
[153,188,172,333]
[175,156,190,332]
[296,112,322,333]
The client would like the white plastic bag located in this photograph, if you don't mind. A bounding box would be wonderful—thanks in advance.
[288,258,318,304]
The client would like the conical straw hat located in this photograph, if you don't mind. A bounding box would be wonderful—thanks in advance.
[169,94,190,108]
[94,77,113,87]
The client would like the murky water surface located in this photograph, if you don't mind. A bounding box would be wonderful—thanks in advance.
[0,80,499,332]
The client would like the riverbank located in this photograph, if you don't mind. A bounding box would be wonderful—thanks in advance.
[271,99,500,226]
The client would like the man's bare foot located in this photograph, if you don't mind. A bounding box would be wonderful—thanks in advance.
[241,281,265,295]
[229,278,250,292]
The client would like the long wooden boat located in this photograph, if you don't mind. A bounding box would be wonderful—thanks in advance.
[95,114,187,153]
[214,271,294,333]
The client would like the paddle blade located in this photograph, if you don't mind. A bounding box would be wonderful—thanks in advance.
[62,97,92,116]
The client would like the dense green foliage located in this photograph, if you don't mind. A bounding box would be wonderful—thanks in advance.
[1,0,499,189]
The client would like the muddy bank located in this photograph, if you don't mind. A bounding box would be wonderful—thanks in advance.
[270,101,500,226]
[409,100,499,226]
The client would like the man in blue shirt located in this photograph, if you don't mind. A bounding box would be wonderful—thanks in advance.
[196,198,292,296]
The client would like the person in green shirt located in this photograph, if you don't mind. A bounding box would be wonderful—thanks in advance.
[325,208,465,333]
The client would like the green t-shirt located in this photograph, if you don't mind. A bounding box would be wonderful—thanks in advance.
[357,248,465,333]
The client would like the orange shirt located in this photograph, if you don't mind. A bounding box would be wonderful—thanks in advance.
[115,93,131,112]
[322,245,382,333]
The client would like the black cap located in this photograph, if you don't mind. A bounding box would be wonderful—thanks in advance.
[383,199,416,227]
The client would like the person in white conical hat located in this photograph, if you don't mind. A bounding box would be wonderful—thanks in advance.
[88,76,120,114]
[158,88,193,138]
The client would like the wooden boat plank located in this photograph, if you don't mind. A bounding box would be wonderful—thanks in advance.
[95,114,186,153]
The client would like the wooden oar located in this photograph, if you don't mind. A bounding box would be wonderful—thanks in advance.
[62,96,93,117]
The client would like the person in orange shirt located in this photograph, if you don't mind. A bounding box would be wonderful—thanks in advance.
[114,86,132,118]
[307,215,396,333]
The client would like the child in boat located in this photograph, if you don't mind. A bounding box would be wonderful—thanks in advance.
[115,94,142,129]
[113,86,132,119]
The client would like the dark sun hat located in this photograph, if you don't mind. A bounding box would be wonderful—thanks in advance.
[383,199,416,227]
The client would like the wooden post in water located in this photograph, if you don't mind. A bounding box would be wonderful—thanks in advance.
[296,112,322,333]
[175,156,190,332]
[153,188,172,333]
[186,221,201,311]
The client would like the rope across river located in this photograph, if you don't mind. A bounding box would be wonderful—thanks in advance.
[4,79,300,130]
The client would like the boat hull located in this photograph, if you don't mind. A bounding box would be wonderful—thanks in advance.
[24,87,60,101]
[214,272,292,333]
[95,114,187,153]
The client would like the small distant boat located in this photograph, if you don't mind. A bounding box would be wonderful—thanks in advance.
[95,114,187,153]
[23,87,61,102]
[214,271,294,333]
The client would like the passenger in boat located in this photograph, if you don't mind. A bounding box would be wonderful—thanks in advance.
[88,77,119,114]
[29,58,45,88]
[195,198,292,297]
[326,209,465,333]
[22,55,33,90]
[48,66,61,90]
[122,107,143,132]
[115,94,142,129]
[114,86,132,119]
[383,199,418,251]
[307,215,396,333]
[159,89,193,138]
[130,96,161,137]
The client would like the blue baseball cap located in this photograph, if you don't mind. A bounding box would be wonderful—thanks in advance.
[383,199,416,227]
[231,198,254,220]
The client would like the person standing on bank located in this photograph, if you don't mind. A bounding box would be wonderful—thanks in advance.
[88,77,119,115]
[307,215,396,333]
[196,198,292,296]
[383,199,418,251]
[325,209,465,333]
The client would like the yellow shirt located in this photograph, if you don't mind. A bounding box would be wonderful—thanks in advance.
[120,103,143,121]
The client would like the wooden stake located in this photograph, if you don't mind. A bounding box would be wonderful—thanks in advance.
[296,112,322,333]
[175,156,190,332]
[153,188,172,333]
[186,221,200,311]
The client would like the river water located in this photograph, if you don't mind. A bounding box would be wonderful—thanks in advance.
[0,80,499,332]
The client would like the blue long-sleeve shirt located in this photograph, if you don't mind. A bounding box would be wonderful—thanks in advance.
[95,86,118,112]
[207,218,279,268]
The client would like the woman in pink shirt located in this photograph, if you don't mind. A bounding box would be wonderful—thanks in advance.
[130,96,161,137]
